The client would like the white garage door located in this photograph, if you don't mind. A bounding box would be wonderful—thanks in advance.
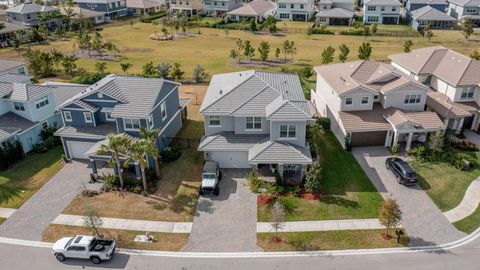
[67,141,96,160]
[208,151,250,168]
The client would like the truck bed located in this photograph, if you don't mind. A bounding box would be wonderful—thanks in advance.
[89,239,115,252]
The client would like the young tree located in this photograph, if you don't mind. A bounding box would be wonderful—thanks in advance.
[363,25,371,37]
[156,62,171,78]
[140,128,161,179]
[282,40,296,63]
[229,49,238,63]
[97,134,131,190]
[427,130,444,153]
[95,61,107,73]
[250,20,258,32]
[142,61,157,77]
[275,47,281,60]
[262,16,277,34]
[61,55,79,77]
[321,46,335,64]
[470,50,480,61]
[378,198,402,237]
[92,31,103,58]
[243,40,255,62]
[104,41,119,58]
[462,19,474,40]
[258,41,270,61]
[120,62,132,73]
[83,204,103,238]
[338,44,350,63]
[424,26,433,42]
[124,139,150,192]
[299,66,313,79]
[236,39,244,62]
[50,49,64,72]
[370,24,378,35]
[170,62,184,80]
[192,64,208,83]
[403,40,413,53]
[271,200,285,242]
[304,162,322,194]
[358,42,372,60]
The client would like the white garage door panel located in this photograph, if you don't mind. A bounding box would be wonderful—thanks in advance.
[67,141,96,159]
[209,151,250,168]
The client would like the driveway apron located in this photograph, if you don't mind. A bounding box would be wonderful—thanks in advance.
[182,169,262,252]
[0,161,101,241]
[352,147,466,246]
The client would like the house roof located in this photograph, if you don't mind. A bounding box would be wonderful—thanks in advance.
[0,82,55,101]
[227,0,276,16]
[389,46,480,87]
[0,22,29,35]
[126,0,163,9]
[320,0,355,4]
[0,73,32,83]
[41,81,89,110]
[426,91,471,119]
[59,6,105,19]
[54,123,117,140]
[0,58,27,73]
[5,3,57,14]
[383,107,444,129]
[198,132,268,151]
[73,100,99,112]
[248,140,312,165]
[179,98,191,109]
[410,6,456,21]
[277,0,312,4]
[0,111,38,141]
[407,0,447,4]
[447,0,480,6]
[315,7,354,18]
[364,0,401,5]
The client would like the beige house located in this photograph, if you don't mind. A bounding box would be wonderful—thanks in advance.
[311,60,445,151]
[170,0,203,16]
[126,0,165,15]
[226,0,277,22]
[389,46,480,134]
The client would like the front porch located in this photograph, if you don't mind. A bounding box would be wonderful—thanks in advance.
[254,163,306,185]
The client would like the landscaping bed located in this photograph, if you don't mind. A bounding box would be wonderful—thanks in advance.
[453,205,480,234]
[42,224,188,251]
[257,229,410,251]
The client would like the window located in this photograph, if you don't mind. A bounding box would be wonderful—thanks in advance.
[26,14,31,20]
[35,96,49,109]
[246,117,262,130]
[105,112,114,121]
[148,115,154,128]
[422,75,432,85]
[290,4,294,8]
[279,13,289,19]
[160,102,167,121]
[63,111,72,122]
[209,116,220,126]
[461,87,475,99]
[83,112,93,123]
[367,6,376,11]
[300,4,304,9]
[280,125,296,138]
[67,246,85,251]
[345,97,353,105]
[392,6,396,11]
[367,16,379,22]
[17,67,25,74]
[222,1,225,6]
[381,6,385,11]
[404,94,422,104]
[279,3,286,8]
[42,121,48,129]
[361,96,369,104]
[97,92,103,98]
[13,102,25,111]
[124,119,141,130]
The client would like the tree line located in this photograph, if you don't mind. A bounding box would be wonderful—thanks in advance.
[229,39,297,64]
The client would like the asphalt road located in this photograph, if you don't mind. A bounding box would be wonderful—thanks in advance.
[1,236,479,270]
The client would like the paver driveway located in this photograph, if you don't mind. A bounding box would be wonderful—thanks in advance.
[0,160,102,241]
[352,147,466,246]
[182,169,262,252]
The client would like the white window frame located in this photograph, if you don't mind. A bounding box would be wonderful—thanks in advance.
[83,112,93,123]
[367,6,376,11]
[105,112,115,122]
[97,92,103,98]
[461,87,475,99]
[404,94,422,104]
[124,118,141,130]
[13,102,25,111]
[148,115,154,128]
[63,111,72,122]
[208,116,221,127]
[345,97,353,105]
[246,116,262,130]
[160,102,167,121]
[279,125,296,139]
[42,121,48,129]
[361,96,369,104]
[35,96,49,110]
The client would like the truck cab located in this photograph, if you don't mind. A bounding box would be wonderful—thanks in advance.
[199,161,222,196]
[52,235,116,264]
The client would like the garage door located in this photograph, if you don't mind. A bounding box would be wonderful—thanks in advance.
[351,131,388,147]
[208,151,250,168]
[67,141,96,159]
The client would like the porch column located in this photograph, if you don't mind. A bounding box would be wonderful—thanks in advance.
[392,131,400,148]
[135,163,141,179]
[89,159,98,176]
[444,118,450,132]
[452,118,458,132]
[456,117,464,134]
[405,132,414,152]
[385,131,392,147]
[471,114,479,130]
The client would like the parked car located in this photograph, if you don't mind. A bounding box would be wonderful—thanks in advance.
[52,235,116,264]
[385,157,418,186]
[199,161,222,196]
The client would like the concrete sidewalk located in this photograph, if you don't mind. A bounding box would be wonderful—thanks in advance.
[257,219,386,233]
[0,208,16,219]
[444,177,480,222]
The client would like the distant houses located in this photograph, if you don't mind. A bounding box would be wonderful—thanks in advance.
[5,2,61,27]
[226,0,277,22]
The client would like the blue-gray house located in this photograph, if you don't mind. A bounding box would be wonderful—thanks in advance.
[76,0,128,22]
[55,74,189,177]
[405,0,449,20]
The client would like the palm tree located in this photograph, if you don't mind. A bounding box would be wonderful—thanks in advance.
[140,128,161,178]
[97,134,130,190]
[124,139,149,192]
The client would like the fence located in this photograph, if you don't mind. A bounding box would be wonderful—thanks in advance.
[165,136,200,149]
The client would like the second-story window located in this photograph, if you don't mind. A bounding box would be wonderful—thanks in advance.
[208,116,220,126]
[148,115,154,128]
[300,4,304,9]
[246,116,261,130]
[290,4,294,8]
[35,96,49,109]
[64,111,72,122]
[461,87,475,99]
[160,102,167,121]
[361,96,369,104]
[13,102,25,111]
[280,125,296,138]
[279,3,286,8]
[392,6,396,11]
[367,6,376,11]
[124,119,141,130]
[84,112,93,123]
[345,97,353,105]
[381,6,385,11]
[404,94,422,104]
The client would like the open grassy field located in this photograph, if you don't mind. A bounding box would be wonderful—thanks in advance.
[1,20,479,80]
[42,224,189,251]
[0,146,64,208]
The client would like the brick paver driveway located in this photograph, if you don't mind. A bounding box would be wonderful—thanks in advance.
[182,169,262,252]
[0,160,101,241]
[352,147,466,246]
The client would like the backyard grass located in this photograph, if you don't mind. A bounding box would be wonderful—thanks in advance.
[0,217,5,225]
[42,224,188,251]
[414,152,480,212]
[0,20,479,80]
[453,205,480,234]
[258,131,383,221]
[257,229,410,251]
[0,146,64,208]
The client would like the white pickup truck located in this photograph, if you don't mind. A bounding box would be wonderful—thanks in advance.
[52,235,116,264]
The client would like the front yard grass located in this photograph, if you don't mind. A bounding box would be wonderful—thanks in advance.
[257,229,410,251]
[42,224,188,251]
[453,205,480,234]
[0,217,5,224]
[413,152,480,212]
[0,146,64,208]
[258,131,383,221]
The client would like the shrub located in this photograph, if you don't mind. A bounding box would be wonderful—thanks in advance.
[31,142,48,153]
[286,186,301,196]
[345,133,352,151]
[316,117,330,131]
[267,184,285,196]
[308,26,334,35]
[139,12,167,23]
[279,196,298,213]
[247,171,263,193]
[72,72,107,84]
[340,29,364,36]
[304,162,322,194]
[160,143,182,162]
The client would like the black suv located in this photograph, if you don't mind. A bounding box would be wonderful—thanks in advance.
[385,157,418,186]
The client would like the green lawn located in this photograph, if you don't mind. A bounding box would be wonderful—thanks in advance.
[0,217,5,225]
[454,205,480,234]
[0,146,64,208]
[258,131,383,221]
[413,152,480,212]
[257,229,410,251]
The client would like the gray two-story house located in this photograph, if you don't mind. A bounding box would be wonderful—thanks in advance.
[76,0,128,21]
[5,3,60,27]
[198,70,313,181]
[55,74,189,177]
[447,0,480,27]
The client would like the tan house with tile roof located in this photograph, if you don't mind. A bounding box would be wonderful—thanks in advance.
[311,60,445,150]
[389,46,480,134]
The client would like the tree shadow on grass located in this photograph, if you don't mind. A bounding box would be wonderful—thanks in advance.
[319,195,359,209]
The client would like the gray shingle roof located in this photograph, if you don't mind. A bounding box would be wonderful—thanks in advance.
[266,96,310,120]
[41,82,89,110]
[0,127,19,142]
[364,0,401,5]
[54,123,117,140]
[7,83,54,101]
[179,98,191,109]
[5,3,57,14]
[0,58,27,73]
[410,6,456,21]
[447,0,480,6]
[407,0,447,4]
[248,140,312,164]
[198,132,268,151]
[0,73,32,83]
[0,111,38,138]
[74,100,99,112]
[316,7,354,18]
[227,0,277,16]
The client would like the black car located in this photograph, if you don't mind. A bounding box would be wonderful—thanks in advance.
[385,157,418,186]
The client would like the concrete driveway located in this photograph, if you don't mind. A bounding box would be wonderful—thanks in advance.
[0,160,102,241]
[182,169,262,252]
[352,147,466,246]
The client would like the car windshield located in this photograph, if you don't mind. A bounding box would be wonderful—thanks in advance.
[65,238,74,248]
[203,173,216,179]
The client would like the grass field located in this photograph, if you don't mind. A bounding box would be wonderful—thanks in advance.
[257,229,410,251]
[1,20,479,80]
[454,205,480,234]
[0,147,64,208]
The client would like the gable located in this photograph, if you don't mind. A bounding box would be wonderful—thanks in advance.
[83,92,119,102]
[340,87,375,96]
[231,87,280,116]
[153,81,178,107]
[385,82,428,94]
[62,103,86,110]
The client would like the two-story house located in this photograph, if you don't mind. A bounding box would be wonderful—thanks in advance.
[316,0,355,26]
[60,6,106,25]
[198,70,312,181]
[170,0,203,16]
[363,0,402,24]
[54,74,189,177]
[276,0,315,21]
[76,0,128,21]
[203,0,241,17]
[409,6,456,30]
[389,46,480,134]
[311,60,445,151]
[406,0,448,14]
[447,0,480,27]
[0,58,28,76]
[5,2,60,28]
[126,0,166,16]
[226,0,277,22]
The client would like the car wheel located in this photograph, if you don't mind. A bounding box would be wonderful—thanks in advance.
[55,253,66,262]
[214,186,220,196]
[219,171,222,181]
[396,175,401,184]
[90,256,101,264]
[199,189,204,196]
